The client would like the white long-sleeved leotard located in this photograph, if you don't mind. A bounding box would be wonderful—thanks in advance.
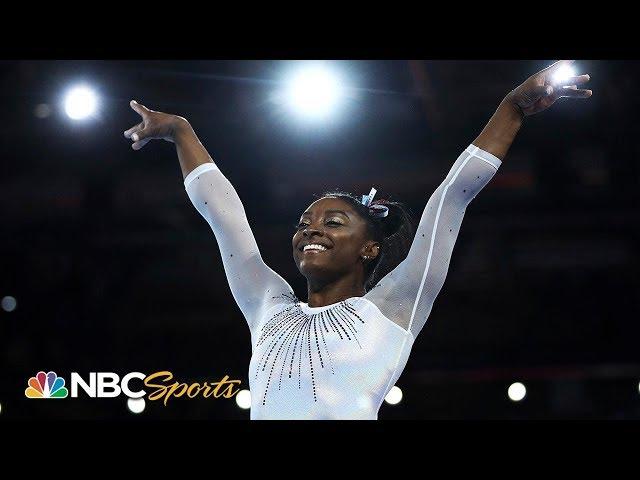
[184,144,502,419]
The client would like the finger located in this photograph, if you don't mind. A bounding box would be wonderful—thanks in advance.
[129,100,151,118]
[131,138,151,150]
[130,127,152,143]
[130,127,155,149]
[124,122,144,139]
[558,87,592,98]
[555,74,590,87]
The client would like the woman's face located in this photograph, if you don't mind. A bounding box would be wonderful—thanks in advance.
[292,197,374,281]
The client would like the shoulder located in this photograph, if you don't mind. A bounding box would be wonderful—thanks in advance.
[252,291,300,331]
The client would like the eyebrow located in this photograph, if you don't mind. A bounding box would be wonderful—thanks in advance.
[301,209,350,218]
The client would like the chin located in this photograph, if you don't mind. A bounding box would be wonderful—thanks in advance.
[296,257,330,277]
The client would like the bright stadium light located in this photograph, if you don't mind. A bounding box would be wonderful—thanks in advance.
[285,64,343,119]
[127,397,145,414]
[64,85,98,120]
[236,389,251,409]
[508,382,527,402]
[552,64,577,85]
[384,385,403,405]
[34,103,52,119]
[1,296,17,312]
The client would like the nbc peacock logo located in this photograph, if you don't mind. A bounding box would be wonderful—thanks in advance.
[25,371,69,399]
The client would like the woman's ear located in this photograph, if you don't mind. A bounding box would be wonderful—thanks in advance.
[362,241,380,259]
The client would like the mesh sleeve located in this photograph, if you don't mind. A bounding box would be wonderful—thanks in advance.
[364,144,502,338]
[184,162,294,331]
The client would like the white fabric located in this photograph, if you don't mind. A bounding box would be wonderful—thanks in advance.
[184,144,501,419]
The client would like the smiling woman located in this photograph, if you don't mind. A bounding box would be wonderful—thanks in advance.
[293,191,416,297]
[124,61,592,420]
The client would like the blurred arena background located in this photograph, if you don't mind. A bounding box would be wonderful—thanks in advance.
[1,60,638,419]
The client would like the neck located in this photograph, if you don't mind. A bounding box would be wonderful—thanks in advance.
[306,272,367,308]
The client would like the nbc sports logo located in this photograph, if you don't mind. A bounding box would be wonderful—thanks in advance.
[22,370,241,403]
[25,371,68,399]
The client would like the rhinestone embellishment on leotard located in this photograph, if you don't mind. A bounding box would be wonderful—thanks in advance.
[254,293,365,406]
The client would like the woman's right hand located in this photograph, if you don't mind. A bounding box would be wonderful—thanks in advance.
[124,100,190,150]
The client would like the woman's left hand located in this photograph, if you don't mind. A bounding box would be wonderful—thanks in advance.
[508,60,592,117]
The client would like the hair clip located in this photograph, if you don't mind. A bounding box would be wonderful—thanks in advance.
[361,187,377,207]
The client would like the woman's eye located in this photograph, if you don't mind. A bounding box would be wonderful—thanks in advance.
[294,220,342,230]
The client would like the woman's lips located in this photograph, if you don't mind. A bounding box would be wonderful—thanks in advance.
[302,249,328,254]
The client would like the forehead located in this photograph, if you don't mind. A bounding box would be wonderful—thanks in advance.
[302,197,355,215]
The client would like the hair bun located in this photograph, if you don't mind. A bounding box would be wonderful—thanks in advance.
[368,204,389,218]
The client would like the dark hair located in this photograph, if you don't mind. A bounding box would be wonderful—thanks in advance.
[317,189,417,292]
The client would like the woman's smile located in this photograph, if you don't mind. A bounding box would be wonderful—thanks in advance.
[302,243,330,253]
[302,247,328,254]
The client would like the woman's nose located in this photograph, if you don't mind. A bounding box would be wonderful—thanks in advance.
[303,226,322,237]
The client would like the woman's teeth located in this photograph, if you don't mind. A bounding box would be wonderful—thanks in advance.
[303,244,327,252]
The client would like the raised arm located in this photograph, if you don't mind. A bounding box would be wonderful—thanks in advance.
[124,101,294,331]
[474,60,591,160]
[365,61,592,338]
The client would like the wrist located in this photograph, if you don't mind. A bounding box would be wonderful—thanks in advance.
[171,116,194,144]
[503,91,526,123]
